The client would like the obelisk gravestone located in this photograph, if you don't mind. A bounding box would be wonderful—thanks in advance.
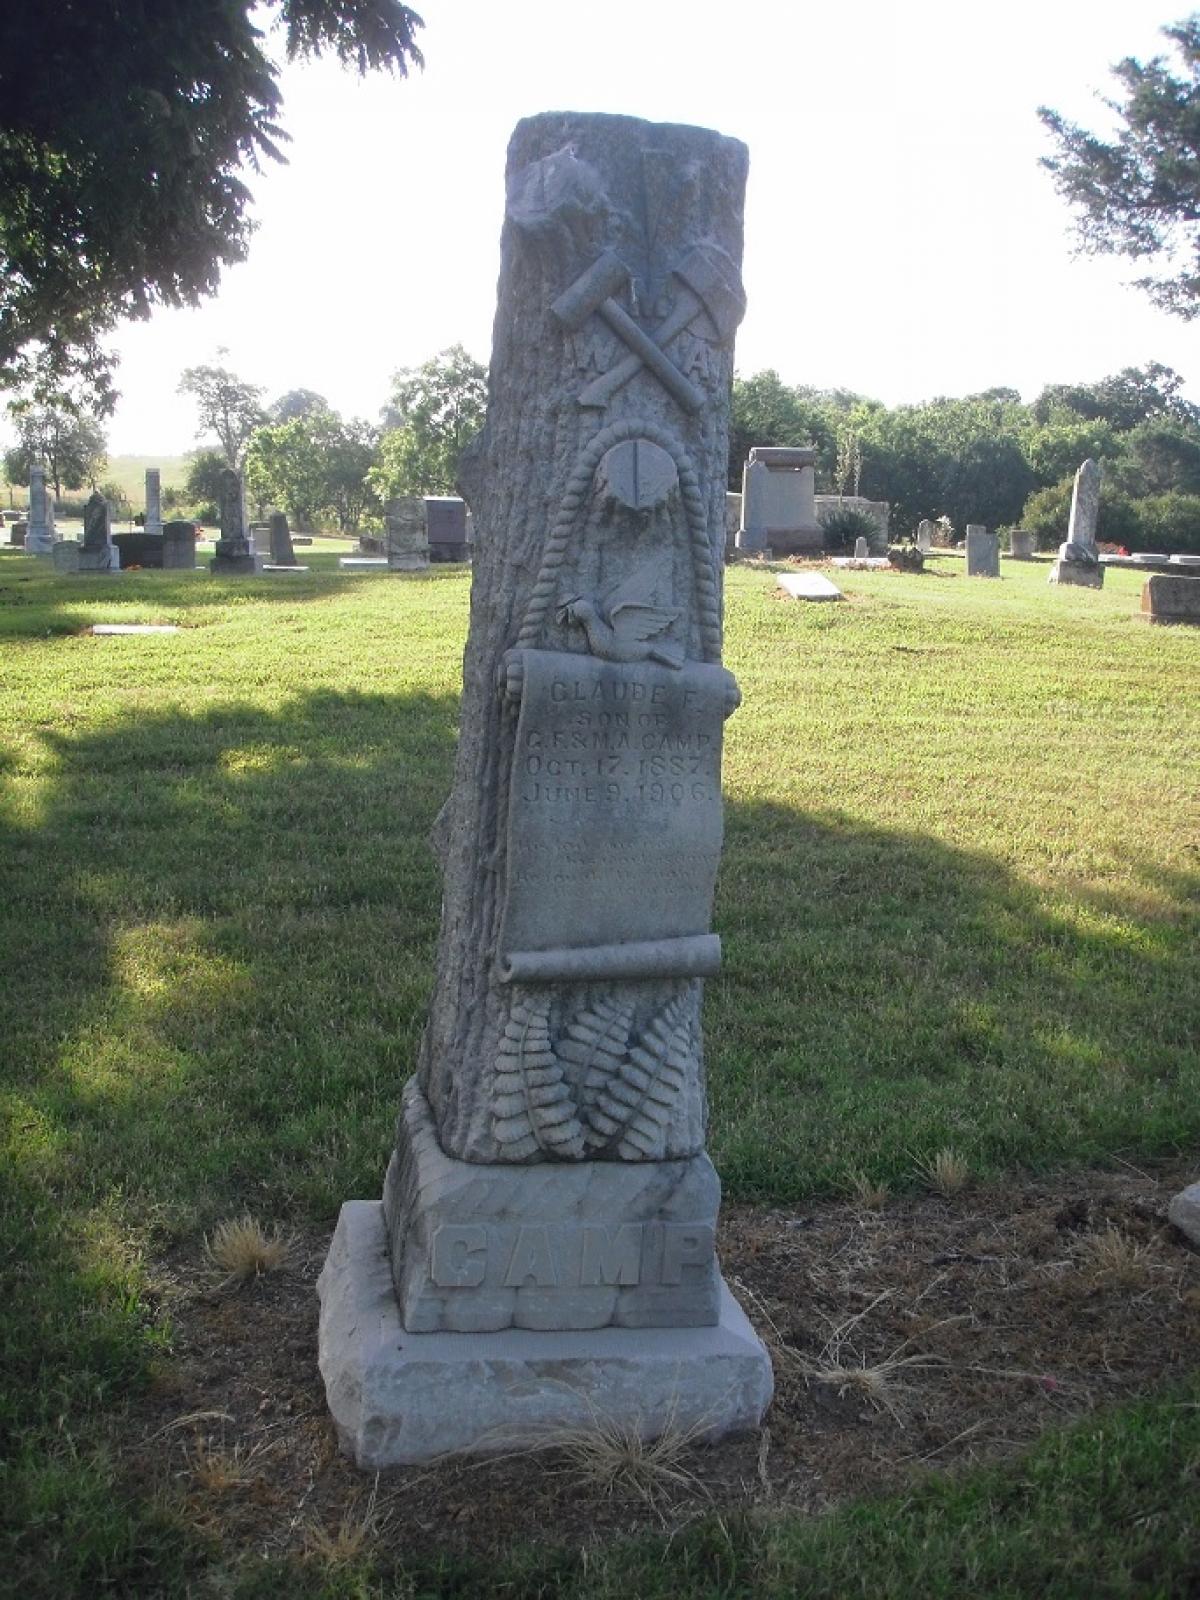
[144,468,163,537]
[318,112,772,1467]
[1050,458,1104,588]
[24,465,53,555]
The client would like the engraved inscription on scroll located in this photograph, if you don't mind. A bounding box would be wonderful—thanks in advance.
[499,649,736,983]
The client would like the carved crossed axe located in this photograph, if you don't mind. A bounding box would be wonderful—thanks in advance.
[552,246,745,415]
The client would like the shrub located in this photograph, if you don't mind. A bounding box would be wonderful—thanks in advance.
[819,504,884,555]
[1019,476,1140,551]
[1132,493,1200,554]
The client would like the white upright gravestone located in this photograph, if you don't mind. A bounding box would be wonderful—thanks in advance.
[24,465,54,554]
[144,468,163,537]
[1050,459,1104,589]
[318,112,772,1467]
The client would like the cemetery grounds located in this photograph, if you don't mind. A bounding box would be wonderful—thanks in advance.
[1,548,1197,1597]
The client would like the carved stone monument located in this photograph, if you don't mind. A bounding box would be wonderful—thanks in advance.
[24,465,54,555]
[1050,459,1104,589]
[78,492,121,571]
[384,497,430,571]
[916,519,934,553]
[965,524,999,577]
[318,112,772,1467]
[209,470,261,575]
[737,446,822,555]
[144,468,163,537]
[1008,528,1034,559]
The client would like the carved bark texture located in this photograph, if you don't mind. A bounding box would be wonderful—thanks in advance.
[414,113,748,1162]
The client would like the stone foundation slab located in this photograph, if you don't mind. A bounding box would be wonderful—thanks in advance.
[318,1199,773,1467]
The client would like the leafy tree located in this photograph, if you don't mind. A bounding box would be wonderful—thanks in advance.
[1040,17,1200,317]
[3,399,106,494]
[268,388,329,423]
[178,357,266,465]
[1032,363,1199,430]
[184,450,231,507]
[372,346,487,497]
[245,408,378,530]
[0,2,423,392]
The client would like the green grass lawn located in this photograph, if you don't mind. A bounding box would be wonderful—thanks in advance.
[1,550,1197,1596]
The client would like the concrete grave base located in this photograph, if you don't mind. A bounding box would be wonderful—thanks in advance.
[52,541,81,573]
[338,556,389,570]
[262,564,310,573]
[317,1199,773,1468]
[1049,560,1103,588]
[777,573,842,601]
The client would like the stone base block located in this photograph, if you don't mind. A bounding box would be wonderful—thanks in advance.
[383,1079,720,1332]
[339,556,389,570]
[79,548,121,571]
[1141,572,1200,623]
[52,541,81,573]
[318,1199,773,1468]
[1050,560,1103,588]
[210,553,262,575]
[24,532,54,555]
[263,563,309,573]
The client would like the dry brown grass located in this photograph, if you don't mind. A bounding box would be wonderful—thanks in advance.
[305,1479,390,1568]
[187,1436,265,1494]
[914,1147,972,1198]
[847,1169,891,1210]
[205,1214,292,1282]
[1074,1226,1162,1287]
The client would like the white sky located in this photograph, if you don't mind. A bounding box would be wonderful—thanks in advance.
[95,0,1195,455]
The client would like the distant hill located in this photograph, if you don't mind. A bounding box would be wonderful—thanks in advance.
[100,455,191,510]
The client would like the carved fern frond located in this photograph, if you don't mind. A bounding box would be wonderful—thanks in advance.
[492,991,586,1161]
[583,994,692,1160]
[555,995,636,1150]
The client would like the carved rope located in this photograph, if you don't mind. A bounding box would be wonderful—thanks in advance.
[514,418,722,662]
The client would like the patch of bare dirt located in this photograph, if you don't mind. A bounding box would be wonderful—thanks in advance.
[125,1158,1200,1562]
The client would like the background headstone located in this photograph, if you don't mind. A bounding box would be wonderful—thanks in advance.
[1008,528,1034,559]
[268,511,298,566]
[1141,572,1200,623]
[24,465,54,555]
[144,468,163,537]
[210,470,262,575]
[318,110,771,1467]
[9,520,27,547]
[425,496,470,562]
[1051,459,1104,587]
[162,519,198,569]
[737,446,822,554]
[384,497,430,571]
[724,491,741,558]
[965,524,999,577]
[853,535,869,559]
[78,492,121,571]
[916,519,933,552]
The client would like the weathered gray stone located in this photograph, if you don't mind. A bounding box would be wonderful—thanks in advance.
[778,572,843,600]
[384,1079,719,1332]
[1050,559,1104,588]
[1168,1181,1200,1244]
[24,465,53,554]
[965,525,999,577]
[318,1199,773,1469]
[1068,458,1101,549]
[162,520,198,569]
[1008,528,1035,559]
[8,520,26,547]
[725,492,741,557]
[268,511,297,566]
[78,492,121,571]
[384,497,430,570]
[1170,554,1200,568]
[210,469,261,574]
[144,468,163,537]
[52,540,81,573]
[1141,572,1200,623]
[853,535,869,559]
[916,520,933,552]
[338,556,389,570]
[318,111,770,1464]
[737,446,821,554]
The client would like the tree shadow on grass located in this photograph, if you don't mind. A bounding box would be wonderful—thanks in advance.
[1,696,1197,1591]
[710,799,1199,1199]
[0,562,465,638]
